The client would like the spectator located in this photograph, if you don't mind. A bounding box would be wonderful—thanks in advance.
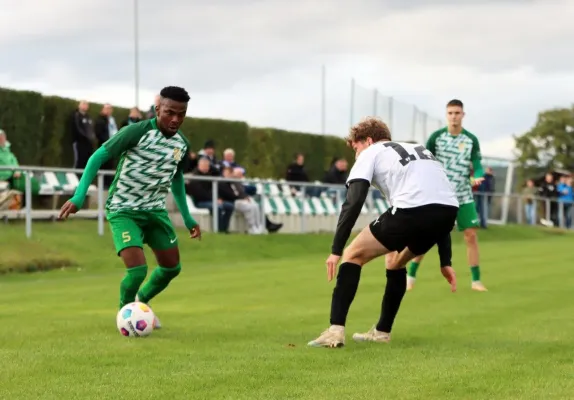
[70,100,95,177]
[0,130,24,210]
[121,107,143,128]
[232,167,283,233]
[147,94,160,119]
[220,148,245,174]
[0,129,20,184]
[186,158,234,233]
[198,140,220,175]
[538,172,559,227]
[323,157,348,185]
[286,153,309,194]
[219,166,264,234]
[475,166,495,228]
[557,175,573,228]
[522,179,537,225]
[94,104,118,187]
[322,156,348,198]
[183,151,199,173]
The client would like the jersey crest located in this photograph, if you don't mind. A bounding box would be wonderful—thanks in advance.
[173,147,183,162]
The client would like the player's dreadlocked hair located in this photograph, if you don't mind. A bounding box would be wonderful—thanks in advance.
[159,86,190,103]
[345,116,391,147]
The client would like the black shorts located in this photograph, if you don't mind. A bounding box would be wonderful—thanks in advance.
[369,203,458,256]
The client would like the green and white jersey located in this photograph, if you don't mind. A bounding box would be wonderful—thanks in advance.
[103,118,189,212]
[426,127,482,205]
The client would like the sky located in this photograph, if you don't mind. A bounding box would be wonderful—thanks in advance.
[2,0,573,161]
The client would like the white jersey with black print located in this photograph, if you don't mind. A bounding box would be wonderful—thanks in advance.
[346,141,458,209]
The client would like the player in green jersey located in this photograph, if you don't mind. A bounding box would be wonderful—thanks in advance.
[407,99,487,292]
[59,86,202,328]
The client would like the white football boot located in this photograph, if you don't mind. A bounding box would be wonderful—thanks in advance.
[307,325,345,348]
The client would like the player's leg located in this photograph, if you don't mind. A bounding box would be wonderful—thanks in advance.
[136,211,182,327]
[308,221,392,348]
[457,203,487,291]
[407,253,425,289]
[108,212,148,309]
[353,204,458,344]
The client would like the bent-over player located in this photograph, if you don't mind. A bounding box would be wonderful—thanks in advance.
[59,86,202,329]
[308,117,459,348]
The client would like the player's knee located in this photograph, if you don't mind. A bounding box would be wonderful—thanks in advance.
[153,247,180,267]
[463,229,477,245]
[120,247,146,268]
[342,246,367,266]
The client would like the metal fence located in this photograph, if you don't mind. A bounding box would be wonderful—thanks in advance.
[349,80,444,144]
[3,165,572,239]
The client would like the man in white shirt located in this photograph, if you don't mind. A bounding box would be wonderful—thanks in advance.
[308,117,459,348]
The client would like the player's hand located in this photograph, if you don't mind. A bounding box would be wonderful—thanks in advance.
[471,177,485,187]
[441,266,457,292]
[189,225,202,240]
[326,254,341,282]
[58,200,78,220]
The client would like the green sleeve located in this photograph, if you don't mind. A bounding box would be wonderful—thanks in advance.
[103,123,146,158]
[70,146,111,208]
[425,130,441,155]
[171,169,197,230]
[470,135,484,178]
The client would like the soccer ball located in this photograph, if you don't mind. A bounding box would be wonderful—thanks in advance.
[116,302,155,337]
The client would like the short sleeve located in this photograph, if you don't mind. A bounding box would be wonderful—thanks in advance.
[103,123,146,158]
[346,149,376,187]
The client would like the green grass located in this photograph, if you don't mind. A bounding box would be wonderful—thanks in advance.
[0,221,572,399]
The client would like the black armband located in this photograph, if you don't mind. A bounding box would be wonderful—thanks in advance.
[331,179,370,256]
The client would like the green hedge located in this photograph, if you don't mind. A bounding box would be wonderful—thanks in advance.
[0,87,353,180]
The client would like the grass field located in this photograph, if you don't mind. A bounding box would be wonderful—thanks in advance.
[0,221,573,399]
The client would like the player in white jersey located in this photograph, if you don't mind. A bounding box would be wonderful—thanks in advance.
[308,117,459,348]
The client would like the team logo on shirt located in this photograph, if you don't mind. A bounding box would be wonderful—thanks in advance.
[173,147,183,161]
[458,143,465,151]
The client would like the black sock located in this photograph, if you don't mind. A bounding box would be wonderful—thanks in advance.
[376,268,407,333]
[329,262,362,326]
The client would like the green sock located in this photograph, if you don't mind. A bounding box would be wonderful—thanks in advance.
[137,264,182,304]
[408,262,420,278]
[119,265,148,309]
[470,265,480,282]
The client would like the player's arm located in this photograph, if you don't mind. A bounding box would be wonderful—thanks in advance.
[63,124,143,213]
[425,130,440,155]
[68,146,111,209]
[171,166,198,230]
[331,149,375,256]
[331,180,370,256]
[470,135,485,179]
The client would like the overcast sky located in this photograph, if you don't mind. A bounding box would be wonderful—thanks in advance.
[2,0,573,160]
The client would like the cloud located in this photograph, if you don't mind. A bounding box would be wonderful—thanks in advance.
[1,0,573,160]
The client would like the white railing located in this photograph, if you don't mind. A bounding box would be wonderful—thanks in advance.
[0,165,352,237]
[3,164,571,238]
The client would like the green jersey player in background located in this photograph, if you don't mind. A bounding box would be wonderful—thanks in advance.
[59,86,202,328]
[407,99,487,292]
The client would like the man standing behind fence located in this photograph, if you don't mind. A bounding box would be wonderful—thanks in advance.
[70,100,95,178]
[407,99,488,292]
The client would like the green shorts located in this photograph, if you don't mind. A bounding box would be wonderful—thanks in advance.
[107,209,178,255]
[456,202,480,231]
